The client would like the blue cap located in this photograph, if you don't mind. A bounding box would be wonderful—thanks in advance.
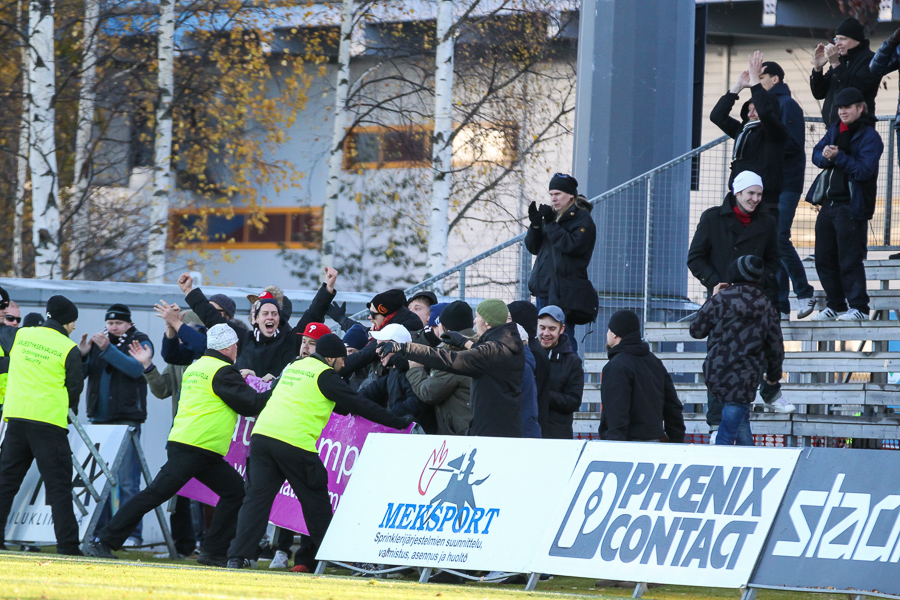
[538,305,565,324]
[429,302,449,327]
[342,323,369,350]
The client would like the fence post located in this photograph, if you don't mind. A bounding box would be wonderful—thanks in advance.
[642,175,653,326]
[518,241,532,301]
[885,126,896,247]
[459,267,466,302]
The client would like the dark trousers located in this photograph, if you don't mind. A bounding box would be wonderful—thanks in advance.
[776,190,815,313]
[97,443,244,557]
[171,495,196,556]
[228,435,332,568]
[815,203,869,313]
[0,420,80,553]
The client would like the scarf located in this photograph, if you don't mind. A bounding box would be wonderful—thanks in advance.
[733,205,751,226]
[732,120,762,162]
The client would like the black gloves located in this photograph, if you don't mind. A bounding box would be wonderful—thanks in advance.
[0,285,8,311]
[539,204,555,223]
[386,354,410,372]
[377,341,406,357]
[528,201,542,228]
[890,27,900,46]
[440,331,470,348]
[326,301,346,323]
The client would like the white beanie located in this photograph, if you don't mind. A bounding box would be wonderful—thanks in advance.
[207,323,239,351]
[732,171,764,194]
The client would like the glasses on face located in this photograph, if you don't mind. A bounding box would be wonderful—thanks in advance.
[4,315,20,324]
[369,312,381,319]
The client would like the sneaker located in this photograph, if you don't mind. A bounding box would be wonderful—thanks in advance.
[812,307,843,321]
[351,563,377,577]
[57,547,84,556]
[289,564,311,573]
[227,557,254,569]
[257,541,275,560]
[765,396,796,414]
[837,308,868,321]
[709,430,718,444]
[780,312,790,321]
[269,550,290,570]
[122,537,141,548]
[197,551,228,568]
[81,540,117,559]
[797,297,816,319]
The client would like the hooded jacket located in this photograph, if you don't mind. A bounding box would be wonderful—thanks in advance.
[599,331,685,443]
[541,333,584,440]
[525,197,597,323]
[401,321,524,438]
[689,283,784,405]
[811,39,880,127]
[767,82,807,193]
[687,193,780,303]
[709,83,788,205]
[811,113,883,220]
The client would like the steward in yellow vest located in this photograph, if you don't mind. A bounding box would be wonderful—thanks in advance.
[226,333,412,571]
[0,295,84,555]
[83,324,270,565]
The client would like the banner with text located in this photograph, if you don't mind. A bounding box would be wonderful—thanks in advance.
[752,447,900,596]
[531,443,800,588]
[316,435,585,573]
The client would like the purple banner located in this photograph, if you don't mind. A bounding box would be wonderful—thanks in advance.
[178,375,413,535]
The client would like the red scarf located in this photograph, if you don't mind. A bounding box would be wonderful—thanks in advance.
[733,205,751,226]
[839,122,850,134]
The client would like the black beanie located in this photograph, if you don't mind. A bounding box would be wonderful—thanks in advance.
[368,289,406,315]
[834,86,865,108]
[761,61,785,82]
[608,309,641,338]
[549,173,578,197]
[47,295,78,325]
[316,333,348,359]
[835,17,866,42]
[439,300,474,332]
[22,312,45,328]
[105,303,132,322]
[508,301,539,341]
[208,294,236,319]
[727,255,765,284]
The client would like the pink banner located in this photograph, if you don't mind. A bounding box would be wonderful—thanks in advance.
[178,375,413,535]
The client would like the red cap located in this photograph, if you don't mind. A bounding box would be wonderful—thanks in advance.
[302,322,332,340]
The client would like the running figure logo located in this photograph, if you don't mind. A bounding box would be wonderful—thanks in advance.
[427,449,490,525]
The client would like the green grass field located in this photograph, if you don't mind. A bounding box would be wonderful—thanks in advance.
[0,550,850,600]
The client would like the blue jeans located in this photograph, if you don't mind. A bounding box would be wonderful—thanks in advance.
[715,402,755,446]
[95,423,143,542]
[776,190,815,313]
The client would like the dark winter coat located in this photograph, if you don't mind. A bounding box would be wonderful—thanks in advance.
[405,329,475,436]
[358,367,437,434]
[599,331,685,443]
[870,39,900,125]
[689,283,784,405]
[687,194,780,302]
[525,198,597,323]
[768,82,806,193]
[709,84,788,205]
[187,283,334,378]
[811,39,880,127]
[402,321,524,438]
[541,334,583,440]
[84,326,152,423]
[521,345,541,438]
[811,114,883,221]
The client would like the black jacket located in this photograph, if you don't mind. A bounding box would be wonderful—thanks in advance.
[768,82,806,193]
[358,366,437,433]
[811,39,880,127]
[402,321,524,438]
[187,283,333,378]
[687,194,780,302]
[84,326,151,423]
[710,84,788,205]
[0,325,15,381]
[870,38,900,125]
[689,284,784,405]
[525,198,597,322]
[599,331,684,443]
[541,334,584,440]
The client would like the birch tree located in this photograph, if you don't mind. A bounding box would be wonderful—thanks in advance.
[427,0,454,276]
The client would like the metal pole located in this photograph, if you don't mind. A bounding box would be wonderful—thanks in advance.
[642,175,654,326]
[885,127,896,246]
[459,267,466,302]
[69,409,117,485]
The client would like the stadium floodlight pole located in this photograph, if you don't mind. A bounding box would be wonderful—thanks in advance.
[147,0,176,284]
[321,0,354,270]
[426,0,455,279]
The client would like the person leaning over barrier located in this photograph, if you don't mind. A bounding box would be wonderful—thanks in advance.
[225,334,412,572]
[0,295,84,555]
[82,324,272,565]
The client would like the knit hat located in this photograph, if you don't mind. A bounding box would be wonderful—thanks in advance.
[439,301,474,332]
[370,323,412,344]
[208,294,236,319]
[727,255,765,284]
[105,303,132,322]
[302,322,332,340]
[429,302,449,327]
[207,323,239,351]
[761,61,785,82]
[47,295,78,325]
[507,300,538,341]
[316,333,347,359]
[549,173,578,196]
[608,309,641,338]
[409,291,438,307]
[835,17,866,42]
[538,305,566,325]
[732,171,764,194]
[22,313,44,328]
[342,323,369,350]
[834,87,865,108]
[368,289,406,315]
[252,291,280,317]
[476,299,509,328]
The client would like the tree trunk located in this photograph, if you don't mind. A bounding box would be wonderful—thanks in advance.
[29,0,60,278]
[427,0,455,277]
[147,0,175,283]
[14,0,29,277]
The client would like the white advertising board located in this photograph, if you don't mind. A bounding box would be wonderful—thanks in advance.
[530,442,801,588]
[317,434,585,573]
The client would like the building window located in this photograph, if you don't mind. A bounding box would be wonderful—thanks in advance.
[169,206,322,249]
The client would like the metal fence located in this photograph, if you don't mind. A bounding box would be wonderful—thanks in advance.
[361,116,900,351]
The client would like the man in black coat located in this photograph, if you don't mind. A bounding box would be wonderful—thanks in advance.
[536,306,583,440]
[811,17,881,128]
[710,51,788,208]
[599,310,684,443]
[379,299,524,438]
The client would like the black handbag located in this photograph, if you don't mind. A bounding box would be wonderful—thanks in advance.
[805,171,827,206]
